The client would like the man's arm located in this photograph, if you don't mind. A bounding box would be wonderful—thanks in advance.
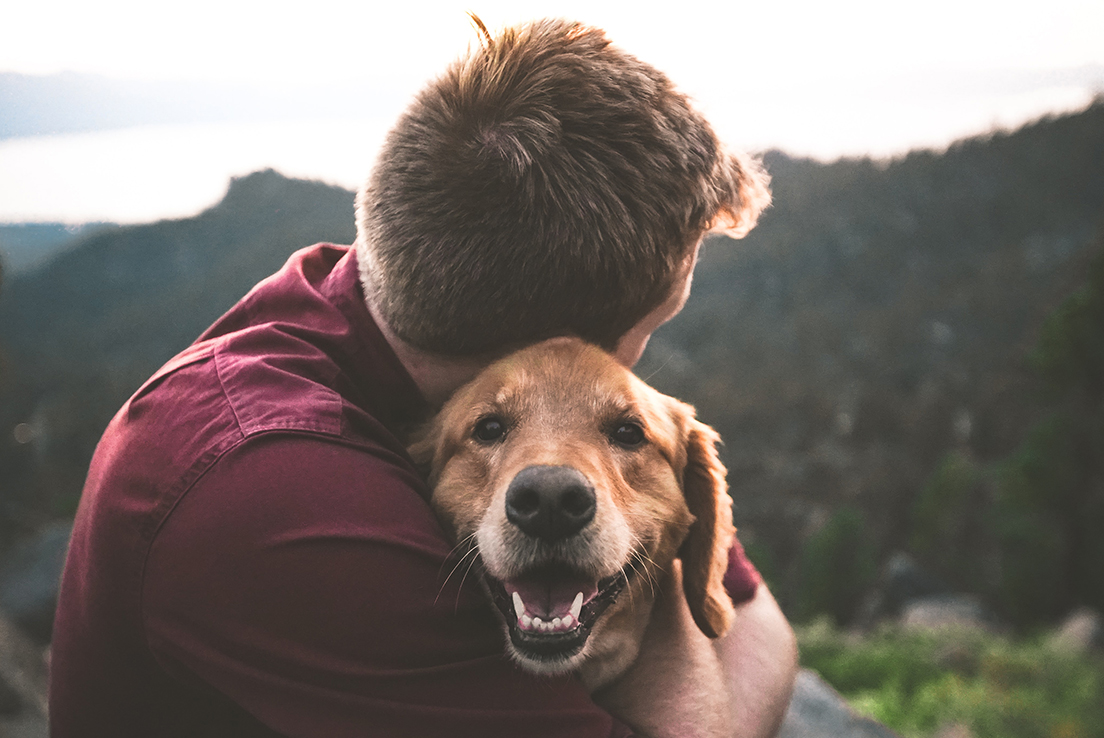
[717,583,799,738]
[594,563,797,738]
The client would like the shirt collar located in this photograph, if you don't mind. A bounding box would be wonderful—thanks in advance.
[320,246,429,427]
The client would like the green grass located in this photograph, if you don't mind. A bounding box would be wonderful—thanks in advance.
[796,619,1104,738]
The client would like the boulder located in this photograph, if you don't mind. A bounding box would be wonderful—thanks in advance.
[0,521,72,645]
[855,552,951,628]
[779,669,901,738]
[1049,607,1103,655]
[900,594,995,633]
[0,609,48,738]
[932,724,975,738]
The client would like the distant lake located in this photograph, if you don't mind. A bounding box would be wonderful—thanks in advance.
[0,118,392,224]
[0,82,1096,224]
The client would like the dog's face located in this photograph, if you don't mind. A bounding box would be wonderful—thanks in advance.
[412,337,735,679]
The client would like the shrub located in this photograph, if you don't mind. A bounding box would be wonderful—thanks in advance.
[910,450,984,586]
[797,620,1104,738]
[794,507,878,625]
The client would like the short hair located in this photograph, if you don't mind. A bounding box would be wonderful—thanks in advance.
[356,16,769,357]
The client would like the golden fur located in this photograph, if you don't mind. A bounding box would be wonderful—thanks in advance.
[411,337,736,690]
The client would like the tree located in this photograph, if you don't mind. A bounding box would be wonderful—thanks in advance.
[992,237,1104,623]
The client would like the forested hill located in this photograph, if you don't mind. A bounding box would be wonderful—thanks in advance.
[647,100,1104,468]
[1,103,1102,625]
[637,100,1104,620]
[0,170,356,526]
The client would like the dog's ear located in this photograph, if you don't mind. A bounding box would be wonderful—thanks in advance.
[679,417,737,639]
[406,419,441,484]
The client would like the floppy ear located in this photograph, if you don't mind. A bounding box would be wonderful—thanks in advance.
[679,418,737,639]
[406,417,443,485]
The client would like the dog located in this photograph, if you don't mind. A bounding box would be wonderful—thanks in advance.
[411,336,737,694]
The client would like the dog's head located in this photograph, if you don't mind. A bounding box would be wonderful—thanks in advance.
[412,337,735,676]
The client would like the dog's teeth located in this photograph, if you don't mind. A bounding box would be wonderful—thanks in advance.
[511,594,583,633]
[570,592,584,620]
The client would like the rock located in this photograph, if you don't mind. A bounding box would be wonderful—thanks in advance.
[0,713,49,738]
[1049,607,1103,655]
[901,594,995,632]
[0,610,48,718]
[0,520,72,645]
[855,552,951,628]
[779,669,902,738]
[932,724,975,738]
[0,670,21,716]
[0,611,49,737]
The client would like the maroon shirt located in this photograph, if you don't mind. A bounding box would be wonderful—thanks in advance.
[50,244,761,737]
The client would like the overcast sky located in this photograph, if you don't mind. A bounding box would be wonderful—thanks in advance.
[2,1,1103,222]
[6,0,1104,83]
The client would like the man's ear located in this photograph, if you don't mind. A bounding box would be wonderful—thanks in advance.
[679,417,737,639]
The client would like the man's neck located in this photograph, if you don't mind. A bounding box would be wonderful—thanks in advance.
[364,297,489,409]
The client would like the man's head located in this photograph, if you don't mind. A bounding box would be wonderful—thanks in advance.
[356,16,769,358]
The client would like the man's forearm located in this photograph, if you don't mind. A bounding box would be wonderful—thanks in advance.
[594,566,798,737]
[714,584,798,738]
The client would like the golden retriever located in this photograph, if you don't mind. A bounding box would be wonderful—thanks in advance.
[411,336,736,693]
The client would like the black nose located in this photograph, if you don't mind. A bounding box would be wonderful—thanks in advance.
[505,465,596,542]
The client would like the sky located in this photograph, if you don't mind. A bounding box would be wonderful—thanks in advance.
[5,0,1103,87]
[2,0,1103,223]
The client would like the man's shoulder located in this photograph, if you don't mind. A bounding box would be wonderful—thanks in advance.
[122,309,396,452]
[204,325,347,438]
[79,326,423,598]
[115,333,339,455]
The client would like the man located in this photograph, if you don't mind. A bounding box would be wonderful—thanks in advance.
[50,17,797,737]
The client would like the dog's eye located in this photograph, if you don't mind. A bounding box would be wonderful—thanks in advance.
[472,416,507,443]
[610,421,646,448]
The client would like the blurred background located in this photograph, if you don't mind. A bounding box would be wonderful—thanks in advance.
[1,2,1103,736]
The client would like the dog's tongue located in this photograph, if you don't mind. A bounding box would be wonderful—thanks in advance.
[505,576,599,619]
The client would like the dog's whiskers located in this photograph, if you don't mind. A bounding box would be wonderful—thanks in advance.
[639,351,676,383]
[436,534,481,606]
[453,548,485,612]
[627,535,660,601]
[450,533,480,559]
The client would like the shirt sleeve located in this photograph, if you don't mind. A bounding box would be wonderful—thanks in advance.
[724,537,762,606]
[142,432,634,738]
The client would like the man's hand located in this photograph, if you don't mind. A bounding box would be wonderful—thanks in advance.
[593,562,797,738]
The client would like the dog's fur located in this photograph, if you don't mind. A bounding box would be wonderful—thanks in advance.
[411,337,736,691]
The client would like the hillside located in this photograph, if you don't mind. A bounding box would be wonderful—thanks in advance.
[1,103,1103,624]
[0,223,114,277]
[0,170,356,534]
[636,101,1104,618]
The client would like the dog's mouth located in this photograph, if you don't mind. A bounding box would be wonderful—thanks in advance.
[483,561,631,665]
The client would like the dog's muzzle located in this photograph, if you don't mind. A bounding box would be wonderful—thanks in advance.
[482,464,632,667]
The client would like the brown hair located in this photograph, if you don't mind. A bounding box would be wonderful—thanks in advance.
[356,16,769,356]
